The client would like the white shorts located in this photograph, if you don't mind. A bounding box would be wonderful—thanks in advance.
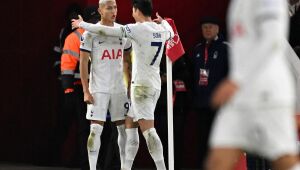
[86,92,130,122]
[127,86,160,121]
[209,102,299,161]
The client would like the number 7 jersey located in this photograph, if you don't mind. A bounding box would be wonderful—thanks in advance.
[124,21,172,90]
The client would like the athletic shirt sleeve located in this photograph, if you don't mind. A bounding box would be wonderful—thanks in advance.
[80,31,94,53]
[161,20,175,40]
[124,38,132,51]
[123,23,139,40]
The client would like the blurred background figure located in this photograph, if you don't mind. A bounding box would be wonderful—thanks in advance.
[190,16,229,169]
[56,5,100,170]
[206,0,300,170]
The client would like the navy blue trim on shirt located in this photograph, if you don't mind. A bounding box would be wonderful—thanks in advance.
[124,45,132,52]
[80,48,91,53]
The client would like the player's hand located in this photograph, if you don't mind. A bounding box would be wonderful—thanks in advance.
[153,12,163,24]
[84,91,94,104]
[211,79,238,108]
[71,15,83,29]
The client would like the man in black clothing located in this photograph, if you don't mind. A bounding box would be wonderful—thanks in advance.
[191,16,229,169]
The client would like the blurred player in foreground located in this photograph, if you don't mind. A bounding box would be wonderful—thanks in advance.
[206,0,300,170]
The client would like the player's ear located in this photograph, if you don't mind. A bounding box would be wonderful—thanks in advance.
[136,8,142,16]
[98,7,102,16]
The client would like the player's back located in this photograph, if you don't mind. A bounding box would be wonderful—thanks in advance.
[127,22,171,90]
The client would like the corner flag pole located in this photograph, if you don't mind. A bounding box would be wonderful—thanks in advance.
[166,56,174,170]
[164,18,185,170]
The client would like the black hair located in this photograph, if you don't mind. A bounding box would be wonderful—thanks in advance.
[66,3,82,20]
[132,0,152,17]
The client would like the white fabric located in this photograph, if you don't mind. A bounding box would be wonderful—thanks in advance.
[290,163,300,170]
[117,124,126,168]
[229,0,288,96]
[124,22,172,90]
[143,128,166,169]
[86,92,129,121]
[210,103,298,161]
[210,0,299,161]
[228,0,293,105]
[88,124,103,170]
[80,22,131,94]
[79,20,174,90]
[129,86,160,121]
[124,128,139,170]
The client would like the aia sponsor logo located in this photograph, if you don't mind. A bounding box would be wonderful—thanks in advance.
[100,49,123,60]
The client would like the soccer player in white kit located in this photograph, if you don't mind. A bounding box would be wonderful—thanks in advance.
[206,0,300,170]
[72,0,174,169]
[79,0,134,169]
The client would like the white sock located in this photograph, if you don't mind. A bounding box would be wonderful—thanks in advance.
[290,163,300,170]
[117,124,126,168]
[123,128,139,170]
[87,124,103,170]
[142,128,166,170]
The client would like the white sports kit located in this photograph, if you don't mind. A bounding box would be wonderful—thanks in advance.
[80,22,131,122]
[209,0,299,160]
[79,20,174,121]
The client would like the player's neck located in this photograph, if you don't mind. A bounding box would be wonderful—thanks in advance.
[100,20,114,26]
[138,16,152,23]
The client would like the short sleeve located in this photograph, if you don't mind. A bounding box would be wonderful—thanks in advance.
[123,23,139,40]
[80,31,94,53]
[124,38,132,52]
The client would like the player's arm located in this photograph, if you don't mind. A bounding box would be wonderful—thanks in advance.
[123,50,132,96]
[80,51,89,94]
[79,31,94,104]
[72,15,124,37]
[123,38,132,96]
[80,51,94,104]
[153,12,175,39]
[80,22,124,37]
[161,20,174,39]
[230,0,288,87]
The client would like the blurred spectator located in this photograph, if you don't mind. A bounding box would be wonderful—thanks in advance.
[57,5,100,170]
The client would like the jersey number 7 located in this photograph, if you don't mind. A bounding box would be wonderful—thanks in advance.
[150,42,163,66]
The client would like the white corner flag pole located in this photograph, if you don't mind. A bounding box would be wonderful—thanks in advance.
[166,56,174,170]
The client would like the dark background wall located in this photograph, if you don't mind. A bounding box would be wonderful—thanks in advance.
[1,0,229,167]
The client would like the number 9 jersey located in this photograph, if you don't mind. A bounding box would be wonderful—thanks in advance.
[80,22,132,94]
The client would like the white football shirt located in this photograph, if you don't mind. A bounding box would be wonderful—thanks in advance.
[123,22,172,90]
[80,22,132,94]
[79,20,174,90]
[228,0,295,105]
